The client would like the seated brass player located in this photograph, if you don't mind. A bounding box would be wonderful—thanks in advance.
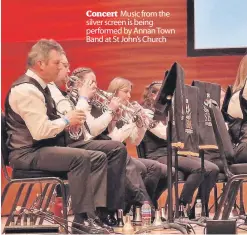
[4,39,120,234]
[106,77,170,211]
[140,81,219,218]
[68,68,168,218]
[48,54,127,229]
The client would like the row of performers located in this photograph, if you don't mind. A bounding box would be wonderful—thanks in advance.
[4,39,247,233]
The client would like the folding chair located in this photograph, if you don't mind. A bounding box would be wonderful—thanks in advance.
[192,80,227,215]
[209,105,247,220]
[136,139,186,218]
[1,112,69,233]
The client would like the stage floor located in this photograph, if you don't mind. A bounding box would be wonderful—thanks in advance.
[2,215,247,234]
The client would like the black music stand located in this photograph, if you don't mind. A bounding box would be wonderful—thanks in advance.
[136,63,188,234]
[154,63,177,223]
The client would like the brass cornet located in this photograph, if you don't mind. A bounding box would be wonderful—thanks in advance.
[91,88,114,112]
[56,76,84,140]
[91,89,131,124]
[65,75,83,103]
[91,89,159,129]
[64,78,159,130]
[122,102,159,129]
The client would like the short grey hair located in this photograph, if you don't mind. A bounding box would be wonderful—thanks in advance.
[27,39,64,67]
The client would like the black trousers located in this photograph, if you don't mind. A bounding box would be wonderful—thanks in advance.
[10,146,108,214]
[156,155,219,205]
[234,142,247,163]
[69,140,127,210]
[125,157,151,207]
[204,143,247,172]
[203,149,224,173]
[124,156,168,211]
[133,158,169,208]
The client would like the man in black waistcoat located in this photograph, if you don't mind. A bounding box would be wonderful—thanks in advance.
[4,39,112,234]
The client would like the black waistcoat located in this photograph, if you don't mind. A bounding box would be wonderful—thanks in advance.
[5,75,66,159]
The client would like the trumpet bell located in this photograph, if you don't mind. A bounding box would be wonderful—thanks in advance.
[56,99,74,115]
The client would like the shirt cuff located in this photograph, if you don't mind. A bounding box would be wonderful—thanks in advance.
[62,116,70,126]
[79,96,89,102]
[76,98,90,110]
[105,110,115,119]
[52,118,67,130]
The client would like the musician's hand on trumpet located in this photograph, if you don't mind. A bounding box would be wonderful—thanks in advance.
[78,77,97,99]
[64,110,86,126]
[67,124,83,136]
[142,108,154,119]
[108,97,122,112]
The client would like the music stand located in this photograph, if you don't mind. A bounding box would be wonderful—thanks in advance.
[154,63,177,220]
[137,63,188,234]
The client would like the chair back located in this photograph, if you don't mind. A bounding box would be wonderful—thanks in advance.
[209,105,235,177]
[192,80,221,149]
[1,112,11,180]
[177,85,199,157]
[1,112,9,166]
[221,85,232,121]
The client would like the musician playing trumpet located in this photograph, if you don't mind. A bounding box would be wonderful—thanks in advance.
[48,55,127,230]
[106,77,170,210]
[70,69,170,212]
[70,69,166,216]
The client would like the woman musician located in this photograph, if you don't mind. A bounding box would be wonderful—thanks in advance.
[72,69,168,217]
[140,81,219,218]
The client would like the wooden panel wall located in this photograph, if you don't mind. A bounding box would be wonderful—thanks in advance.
[1,0,245,215]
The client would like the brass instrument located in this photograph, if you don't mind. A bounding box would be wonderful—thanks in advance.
[91,89,132,124]
[125,102,159,129]
[64,78,159,130]
[56,76,84,140]
[91,90,158,129]
[65,75,82,103]
[91,89,114,112]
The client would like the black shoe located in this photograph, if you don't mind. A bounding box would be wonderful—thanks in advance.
[101,214,118,227]
[71,218,110,234]
[161,216,166,222]
[93,216,115,233]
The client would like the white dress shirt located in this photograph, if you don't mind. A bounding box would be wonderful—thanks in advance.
[76,98,114,137]
[9,70,66,141]
[228,79,247,119]
[107,108,167,144]
[48,82,94,141]
[47,82,67,106]
[142,108,167,140]
[108,120,146,145]
[149,122,167,140]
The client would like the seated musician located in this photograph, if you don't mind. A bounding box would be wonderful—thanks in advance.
[223,55,247,164]
[140,81,219,218]
[71,68,168,216]
[5,39,112,234]
[107,77,170,210]
[48,54,127,229]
